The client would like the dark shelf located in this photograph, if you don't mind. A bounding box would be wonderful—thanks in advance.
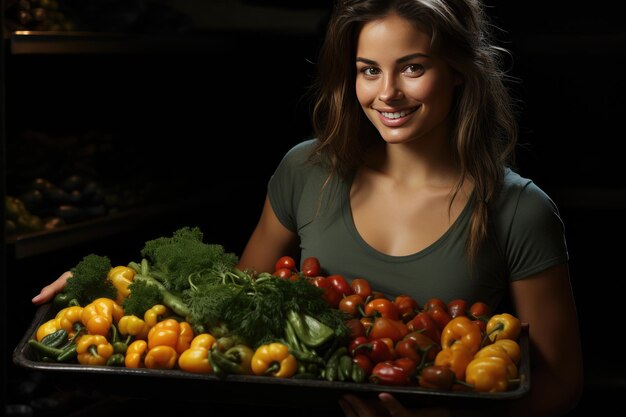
[5,202,189,259]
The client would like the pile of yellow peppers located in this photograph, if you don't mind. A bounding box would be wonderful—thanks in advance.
[432,313,522,392]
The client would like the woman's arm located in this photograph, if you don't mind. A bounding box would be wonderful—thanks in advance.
[237,194,300,275]
[506,262,584,417]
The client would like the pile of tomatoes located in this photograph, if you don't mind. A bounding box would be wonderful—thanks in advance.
[272,255,522,391]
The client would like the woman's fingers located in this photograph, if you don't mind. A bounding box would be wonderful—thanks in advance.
[31,271,72,304]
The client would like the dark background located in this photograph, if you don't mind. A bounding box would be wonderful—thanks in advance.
[2,0,625,416]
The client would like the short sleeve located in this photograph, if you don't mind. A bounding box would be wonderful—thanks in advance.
[505,181,569,281]
[267,140,316,232]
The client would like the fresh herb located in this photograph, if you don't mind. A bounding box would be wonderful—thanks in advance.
[62,254,116,307]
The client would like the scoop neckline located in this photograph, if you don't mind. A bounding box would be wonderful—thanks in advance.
[341,179,473,262]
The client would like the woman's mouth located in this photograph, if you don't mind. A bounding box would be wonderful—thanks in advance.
[377,106,419,126]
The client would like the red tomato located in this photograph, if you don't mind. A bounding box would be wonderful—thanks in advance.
[409,312,441,344]
[274,256,296,272]
[403,331,441,362]
[423,297,447,312]
[394,295,420,322]
[469,301,492,320]
[352,354,373,377]
[328,274,352,296]
[364,298,400,320]
[394,338,422,363]
[447,299,468,319]
[301,257,321,277]
[345,318,366,338]
[350,278,372,299]
[348,336,370,354]
[339,294,365,317]
[309,276,340,306]
[426,305,452,331]
[368,317,409,343]
[273,267,294,280]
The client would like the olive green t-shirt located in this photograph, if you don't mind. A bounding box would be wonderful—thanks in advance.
[268,139,568,310]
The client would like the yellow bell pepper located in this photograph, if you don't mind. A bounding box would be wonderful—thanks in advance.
[493,339,521,365]
[118,315,150,340]
[145,345,178,369]
[107,265,136,304]
[440,316,482,354]
[251,342,298,378]
[55,306,84,337]
[125,340,148,368]
[474,344,518,378]
[35,318,62,342]
[144,304,171,328]
[178,333,216,374]
[81,297,124,336]
[465,356,510,392]
[434,343,473,380]
[76,334,114,366]
[486,313,521,342]
[147,318,194,354]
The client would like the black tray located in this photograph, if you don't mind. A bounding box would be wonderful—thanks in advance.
[13,303,530,410]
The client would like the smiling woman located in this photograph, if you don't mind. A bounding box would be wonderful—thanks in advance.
[32,1,583,416]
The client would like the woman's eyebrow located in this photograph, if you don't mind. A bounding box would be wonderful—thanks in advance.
[356,52,431,65]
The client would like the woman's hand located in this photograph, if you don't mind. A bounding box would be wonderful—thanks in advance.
[31,271,72,305]
[339,393,451,417]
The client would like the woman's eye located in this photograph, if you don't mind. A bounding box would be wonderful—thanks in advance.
[404,64,425,76]
[360,67,380,76]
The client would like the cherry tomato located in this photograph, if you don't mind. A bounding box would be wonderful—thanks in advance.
[418,365,456,390]
[345,318,366,338]
[350,278,372,299]
[426,305,452,331]
[273,267,293,280]
[327,274,352,296]
[403,331,441,362]
[447,299,468,319]
[408,311,441,344]
[394,295,420,322]
[469,301,492,321]
[352,353,373,377]
[301,257,321,277]
[394,338,422,363]
[368,317,409,343]
[364,298,400,320]
[339,294,365,316]
[423,297,447,312]
[274,256,296,272]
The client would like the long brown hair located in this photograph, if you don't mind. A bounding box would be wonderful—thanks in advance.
[309,0,518,262]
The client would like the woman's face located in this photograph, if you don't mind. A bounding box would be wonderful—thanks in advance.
[355,13,459,145]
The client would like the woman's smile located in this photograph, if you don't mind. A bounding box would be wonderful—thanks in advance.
[376,106,420,127]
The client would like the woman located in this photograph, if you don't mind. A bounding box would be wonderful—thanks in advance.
[34,1,583,416]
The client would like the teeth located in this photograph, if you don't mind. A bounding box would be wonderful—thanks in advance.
[381,109,414,119]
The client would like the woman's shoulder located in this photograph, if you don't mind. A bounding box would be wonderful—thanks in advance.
[281,138,318,163]
[495,167,561,222]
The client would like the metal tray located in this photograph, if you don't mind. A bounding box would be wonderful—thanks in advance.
[13,303,530,410]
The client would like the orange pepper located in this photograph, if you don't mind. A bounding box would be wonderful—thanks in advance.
[76,334,114,366]
[147,318,194,354]
[474,344,518,378]
[493,339,521,365]
[107,265,136,305]
[465,356,510,392]
[251,342,297,378]
[125,340,148,368]
[178,333,216,374]
[81,297,124,336]
[440,316,482,354]
[55,306,84,337]
[35,318,62,342]
[434,343,473,380]
[145,345,178,369]
[144,304,170,328]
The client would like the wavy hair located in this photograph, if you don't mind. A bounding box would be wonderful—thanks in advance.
[309,0,519,262]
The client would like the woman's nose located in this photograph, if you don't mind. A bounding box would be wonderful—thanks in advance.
[378,76,403,102]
